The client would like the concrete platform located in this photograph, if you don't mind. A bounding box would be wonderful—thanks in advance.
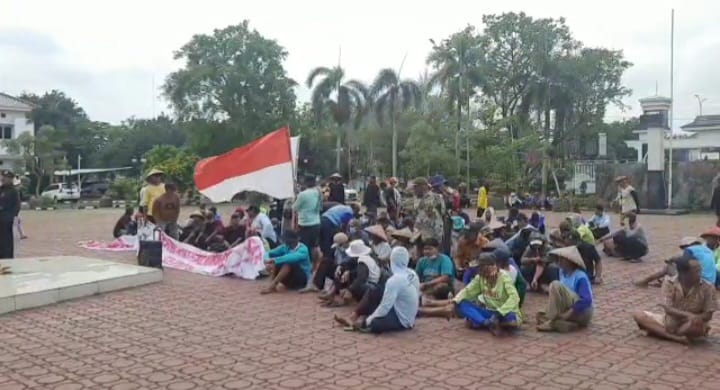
[639,208,690,215]
[0,256,162,315]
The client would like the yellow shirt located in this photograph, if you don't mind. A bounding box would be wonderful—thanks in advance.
[142,184,166,217]
[477,186,488,209]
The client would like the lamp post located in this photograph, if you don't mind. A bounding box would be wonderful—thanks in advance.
[694,94,707,116]
[131,157,147,182]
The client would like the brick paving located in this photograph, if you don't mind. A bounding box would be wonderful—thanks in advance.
[2,207,720,389]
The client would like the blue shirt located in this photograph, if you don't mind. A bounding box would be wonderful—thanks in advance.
[684,245,717,284]
[293,188,322,227]
[322,205,354,227]
[265,243,312,280]
[588,213,611,229]
[559,269,593,314]
[415,254,455,284]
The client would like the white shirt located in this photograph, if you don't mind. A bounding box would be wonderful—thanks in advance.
[358,255,381,284]
[372,242,392,262]
[618,186,638,213]
[251,213,277,243]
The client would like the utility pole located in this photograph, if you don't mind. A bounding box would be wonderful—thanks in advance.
[694,94,707,116]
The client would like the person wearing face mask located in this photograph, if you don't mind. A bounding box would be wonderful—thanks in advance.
[420,253,521,336]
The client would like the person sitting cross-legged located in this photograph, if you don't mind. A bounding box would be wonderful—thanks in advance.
[420,253,521,336]
[632,254,717,344]
[601,212,647,262]
[261,230,312,294]
[415,238,455,300]
[536,246,594,333]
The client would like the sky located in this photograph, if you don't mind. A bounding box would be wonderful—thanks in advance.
[2,0,720,130]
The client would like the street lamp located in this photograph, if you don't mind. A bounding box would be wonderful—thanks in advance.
[694,94,707,116]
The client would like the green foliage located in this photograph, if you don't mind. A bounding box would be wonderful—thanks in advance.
[1,128,67,196]
[163,20,296,155]
[143,145,200,191]
[107,177,140,201]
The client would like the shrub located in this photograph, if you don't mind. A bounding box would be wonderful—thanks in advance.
[108,177,140,201]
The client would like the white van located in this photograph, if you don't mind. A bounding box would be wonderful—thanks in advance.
[41,183,81,202]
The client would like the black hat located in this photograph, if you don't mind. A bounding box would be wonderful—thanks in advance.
[1,170,15,178]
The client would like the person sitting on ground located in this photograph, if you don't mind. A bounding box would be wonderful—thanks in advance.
[334,240,382,306]
[364,225,392,264]
[505,213,534,261]
[113,207,136,238]
[566,213,594,245]
[568,230,603,284]
[601,212,647,262]
[261,230,311,294]
[247,205,278,249]
[700,227,720,288]
[422,253,521,336]
[454,223,488,280]
[415,238,455,300]
[536,246,594,333]
[635,236,717,288]
[318,233,352,305]
[222,213,247,247]
[632,254,717,344]
[571,205,586,224]
[521,233,557,292]
[504,207,520,231]
[529,209,546,235]
[376,213,394,232]
[588,204,611,239]
[179,212,205,242]
[352,247,419,334]
[494,246,527,307]
[549,220,573,248]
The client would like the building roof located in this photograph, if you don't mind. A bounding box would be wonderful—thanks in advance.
[0,93,33,112]
[680,115,720,131]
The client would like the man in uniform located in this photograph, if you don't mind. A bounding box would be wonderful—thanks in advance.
[0,170,20,258]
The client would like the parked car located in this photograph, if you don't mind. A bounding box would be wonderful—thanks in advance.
[344,186,359,202]
[81,181,109,198]
[41,183,80,202]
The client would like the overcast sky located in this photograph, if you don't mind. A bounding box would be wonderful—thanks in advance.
[2,0,719,130]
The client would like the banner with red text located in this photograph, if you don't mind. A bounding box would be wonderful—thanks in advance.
[78,234,265,279]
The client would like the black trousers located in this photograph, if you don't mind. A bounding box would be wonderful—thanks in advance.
[0,220,14,259]
[313,217,341,289]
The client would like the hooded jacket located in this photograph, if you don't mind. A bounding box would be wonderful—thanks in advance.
[366,247,420,328]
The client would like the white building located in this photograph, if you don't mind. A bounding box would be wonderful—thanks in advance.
[0,93,34,170]
[625,96,720,162]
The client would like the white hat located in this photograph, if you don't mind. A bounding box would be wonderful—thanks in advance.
[345,239,372,257]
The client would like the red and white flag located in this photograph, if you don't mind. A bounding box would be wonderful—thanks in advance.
[194,127,295,202]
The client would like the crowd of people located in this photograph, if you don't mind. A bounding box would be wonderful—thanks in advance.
[258,173,719,343]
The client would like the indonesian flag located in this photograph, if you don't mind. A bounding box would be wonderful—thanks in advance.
[194,127,295,202]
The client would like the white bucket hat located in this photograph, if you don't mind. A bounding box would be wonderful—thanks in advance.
[345,239,372,257]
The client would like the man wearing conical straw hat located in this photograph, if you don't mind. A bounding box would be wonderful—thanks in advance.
[140,168,166,223]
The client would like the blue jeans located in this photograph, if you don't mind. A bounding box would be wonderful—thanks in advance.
[455,301,519,329]
[368,308,408,334]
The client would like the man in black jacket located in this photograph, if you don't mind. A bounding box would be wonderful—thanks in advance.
[0,170,20,258]
[363,176,381,216]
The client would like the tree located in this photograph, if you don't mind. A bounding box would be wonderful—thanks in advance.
[89,115,187,168]
[371,68,422,177]
[163,21,297,153]
[399,121,454,178]
[20,90,98,166]
[2,127,66,196]
[427,26,484,176]
[306,66,369,172]
[143,145,200,191]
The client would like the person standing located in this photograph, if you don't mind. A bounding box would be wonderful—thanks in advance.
[293,176,323,283]
[384,177,402,225]
[476,181,489,219]
[363,176,381,216]
[0,170,20,258]
[140,168,166,223]
[430,175,452,255]
[711,173,720,227]
[408,177,445,245]
[614,175,639,222]
[327,173,345,204]
[152,182,181,239]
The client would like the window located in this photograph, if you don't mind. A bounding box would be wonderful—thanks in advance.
[1,125,12,139]
[44,184,59,192]
[0,113,6,118]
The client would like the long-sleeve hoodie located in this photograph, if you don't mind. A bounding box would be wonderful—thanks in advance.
[366,247,420,328]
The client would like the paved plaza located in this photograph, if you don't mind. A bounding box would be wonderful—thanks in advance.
[1,207,720,389]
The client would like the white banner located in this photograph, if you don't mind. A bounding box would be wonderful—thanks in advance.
[78,233,265,279]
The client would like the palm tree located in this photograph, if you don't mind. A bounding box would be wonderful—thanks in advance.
[371,68,422,177]
[427,27,483,177]
[306,66,369,171]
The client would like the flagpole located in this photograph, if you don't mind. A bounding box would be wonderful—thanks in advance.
[667,9,674,209]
